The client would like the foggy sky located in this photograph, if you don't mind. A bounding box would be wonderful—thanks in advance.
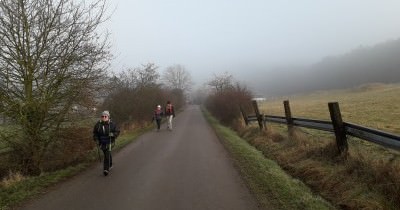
[106,0,400,88]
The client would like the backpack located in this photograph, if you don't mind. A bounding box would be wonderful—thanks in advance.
[166,104,172,114]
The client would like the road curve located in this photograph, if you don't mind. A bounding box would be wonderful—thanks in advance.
[20,105,260,210]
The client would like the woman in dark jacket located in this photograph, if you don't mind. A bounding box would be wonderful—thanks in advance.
[152,105,163,131]
[93,110,120,176]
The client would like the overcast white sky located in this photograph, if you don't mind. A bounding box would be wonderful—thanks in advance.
[105,0,400,87]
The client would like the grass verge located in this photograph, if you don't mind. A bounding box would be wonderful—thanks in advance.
[0,164,88,210]
[243,124,400,209]
[0,125,151,210]
[202,108,335,210]
[253,83,400,209]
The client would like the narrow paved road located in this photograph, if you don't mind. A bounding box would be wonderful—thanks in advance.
[20,105,260,210]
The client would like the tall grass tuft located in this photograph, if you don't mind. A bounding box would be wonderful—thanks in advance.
[1,171,26,188]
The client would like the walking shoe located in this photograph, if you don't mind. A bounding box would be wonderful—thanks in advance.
[103,170,109,176]
[110,165,113,170]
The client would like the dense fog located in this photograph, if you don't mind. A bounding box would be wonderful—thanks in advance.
[241,39,400,97]
[106,1,400,97]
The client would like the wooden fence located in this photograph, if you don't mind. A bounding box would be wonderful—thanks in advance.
[242,100,400,154]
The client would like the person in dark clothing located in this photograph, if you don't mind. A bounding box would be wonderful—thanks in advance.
[152,105,163,131]
[93,110,120,176]
[165,101,175,130]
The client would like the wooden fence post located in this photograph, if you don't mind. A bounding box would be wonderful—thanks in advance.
[328,102,348,154]
[284,100,294,135]
[239,105,249,126]
[252,100,264,130]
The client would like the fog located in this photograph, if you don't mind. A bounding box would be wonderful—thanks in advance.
[107,0,400,96]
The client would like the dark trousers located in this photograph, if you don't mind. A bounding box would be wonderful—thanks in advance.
[156,119,161,130]
[102,146,112,170]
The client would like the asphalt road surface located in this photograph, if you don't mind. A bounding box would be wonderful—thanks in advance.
[20,105,260,210]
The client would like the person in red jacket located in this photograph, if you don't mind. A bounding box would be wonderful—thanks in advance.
[164,101,175,130]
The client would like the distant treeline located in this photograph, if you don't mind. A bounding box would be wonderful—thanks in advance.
[254,38,400,97]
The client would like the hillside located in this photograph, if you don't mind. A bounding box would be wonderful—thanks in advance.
[304,39,400,92]
[251,38,400,97]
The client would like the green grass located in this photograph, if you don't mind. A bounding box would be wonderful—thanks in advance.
[202,108,335,210]
[0,125,151,210]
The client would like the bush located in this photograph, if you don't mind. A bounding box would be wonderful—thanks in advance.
[205,83,253,126]
[1,125,94,177]
[41,127,94,171]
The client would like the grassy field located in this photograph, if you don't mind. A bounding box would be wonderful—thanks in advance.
[241,83,400,209]
[259,83,400,134]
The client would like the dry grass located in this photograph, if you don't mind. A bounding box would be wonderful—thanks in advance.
[241,83,400,209]
[1,171,26,188]
[242,126,400,209]
[259,83,400,134]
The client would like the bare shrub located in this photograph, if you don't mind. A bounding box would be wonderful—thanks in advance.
[102,64,186,127]
[205,83,253,126]
[41,127,94,171]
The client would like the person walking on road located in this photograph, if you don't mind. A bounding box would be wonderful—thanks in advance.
[165,101,175,130]
[152,105,163,131]
[93,111,120,176]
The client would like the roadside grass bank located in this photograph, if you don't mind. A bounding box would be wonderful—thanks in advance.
[0,125,152,210]
[252,83,400,209]
[202,108,335,210]
[240,124,400,209]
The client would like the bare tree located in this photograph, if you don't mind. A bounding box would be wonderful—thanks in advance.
[207,72,234,92]
[133,63,160,89]
[0,0,111,174]
[162,64,193,93]
[102,63,162,124]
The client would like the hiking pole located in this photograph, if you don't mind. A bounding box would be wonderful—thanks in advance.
[109,123,113,171]
[109,137,112,170]
[96,144,102,163]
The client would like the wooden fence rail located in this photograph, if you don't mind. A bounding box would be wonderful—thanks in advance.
[244,100,400,153]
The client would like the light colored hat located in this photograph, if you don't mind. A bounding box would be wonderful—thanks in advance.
[157,105,161,108]
[102,110,110,117]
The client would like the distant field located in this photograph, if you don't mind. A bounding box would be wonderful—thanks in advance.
[258,83,400,135]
